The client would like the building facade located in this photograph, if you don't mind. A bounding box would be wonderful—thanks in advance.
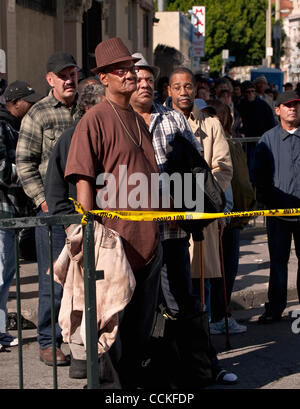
[0,0,155,93]
[281,0,300,84]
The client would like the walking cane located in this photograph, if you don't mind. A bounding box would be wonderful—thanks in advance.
[218,227,231,351]
[199,240,205,312]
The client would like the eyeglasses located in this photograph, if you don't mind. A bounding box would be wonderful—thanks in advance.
[107,66,140,77]
[245,89,256,94]
[171,83,194,93]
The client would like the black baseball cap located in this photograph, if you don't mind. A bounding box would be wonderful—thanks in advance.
[241,80,255,92]
[4,81,42,103]
[276,91,300,106]
[46,52,78,74]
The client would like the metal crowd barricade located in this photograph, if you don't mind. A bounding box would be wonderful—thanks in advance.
[0,213,102,389]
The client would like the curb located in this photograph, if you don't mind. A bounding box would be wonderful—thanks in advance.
[231,286,298,311]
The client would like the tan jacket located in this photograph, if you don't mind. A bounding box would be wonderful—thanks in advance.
[188,105,233,279]
[50,222,136,355]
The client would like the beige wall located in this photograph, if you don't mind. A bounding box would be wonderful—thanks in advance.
[293,0,300,13]
[153,12,180,51]
[16,5,55,94]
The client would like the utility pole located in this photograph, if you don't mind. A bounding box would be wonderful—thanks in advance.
[266,0,272,67]
[275,0,280,21]
[274,0,281,69]
[157,0,166,12]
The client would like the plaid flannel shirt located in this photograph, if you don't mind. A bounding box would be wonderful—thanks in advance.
[150,102,203,241]
[16,90,77,208]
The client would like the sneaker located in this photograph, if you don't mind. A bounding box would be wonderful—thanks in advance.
[228,317,247,334]
[210,317,247,335]
[0,333,18,347]
[214,368,238,385]
[210,319,226,335]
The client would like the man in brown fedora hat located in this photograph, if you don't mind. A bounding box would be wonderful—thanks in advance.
[65,37,163,388]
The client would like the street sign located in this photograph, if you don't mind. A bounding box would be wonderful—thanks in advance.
[192,58,200,71]
[191,6,205,58]
[192,40,205,58]
[191,6,205,35]
[222,49,229,60]
[267,47,273,56]
[0,50,6,74]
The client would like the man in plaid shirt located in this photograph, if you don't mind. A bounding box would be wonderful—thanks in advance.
[16,52,78,366]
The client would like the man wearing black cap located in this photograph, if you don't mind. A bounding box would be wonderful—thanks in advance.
[0,81,41,348]
[254,90,300,323]
[16,52,78,366]
[283,82,293,91]
[237,80,276,182]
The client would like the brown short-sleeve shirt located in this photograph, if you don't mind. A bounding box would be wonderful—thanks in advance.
[65,98,159,271]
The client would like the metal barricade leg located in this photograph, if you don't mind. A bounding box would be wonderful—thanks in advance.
[48,226,58,389]
[83,215,100,389]
[14,230,23,389]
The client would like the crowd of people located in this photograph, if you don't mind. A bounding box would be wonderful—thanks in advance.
[0,36,300,390]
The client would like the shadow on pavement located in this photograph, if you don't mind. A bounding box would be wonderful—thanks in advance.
[209,302,300,389]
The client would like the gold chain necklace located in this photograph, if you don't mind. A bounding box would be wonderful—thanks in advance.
[107,98,142,148]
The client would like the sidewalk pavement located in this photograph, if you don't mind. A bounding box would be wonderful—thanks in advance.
[7,220,299,325]
[233,225,298,310]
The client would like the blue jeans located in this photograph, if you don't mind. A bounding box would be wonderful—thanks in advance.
[35,211,66,349]
[266,217,300,317]
[0,229,15,334]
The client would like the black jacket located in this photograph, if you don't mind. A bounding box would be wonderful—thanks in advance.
[0,106,31,217]
[237,96,275,138]
[45,121,78,216]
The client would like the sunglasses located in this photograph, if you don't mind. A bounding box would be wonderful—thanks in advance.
[107,66,140,77]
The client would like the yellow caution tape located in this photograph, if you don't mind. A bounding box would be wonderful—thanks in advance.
[69,198,300,226]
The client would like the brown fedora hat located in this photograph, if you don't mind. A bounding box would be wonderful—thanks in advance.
[91,37,140,74]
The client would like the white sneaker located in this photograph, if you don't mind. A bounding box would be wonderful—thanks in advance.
[210,317,247,335]
[228,317,247,334]
[215,369,238,385]
[0,333,18,347]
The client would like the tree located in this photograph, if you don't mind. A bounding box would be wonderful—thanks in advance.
[165,0,268,73]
